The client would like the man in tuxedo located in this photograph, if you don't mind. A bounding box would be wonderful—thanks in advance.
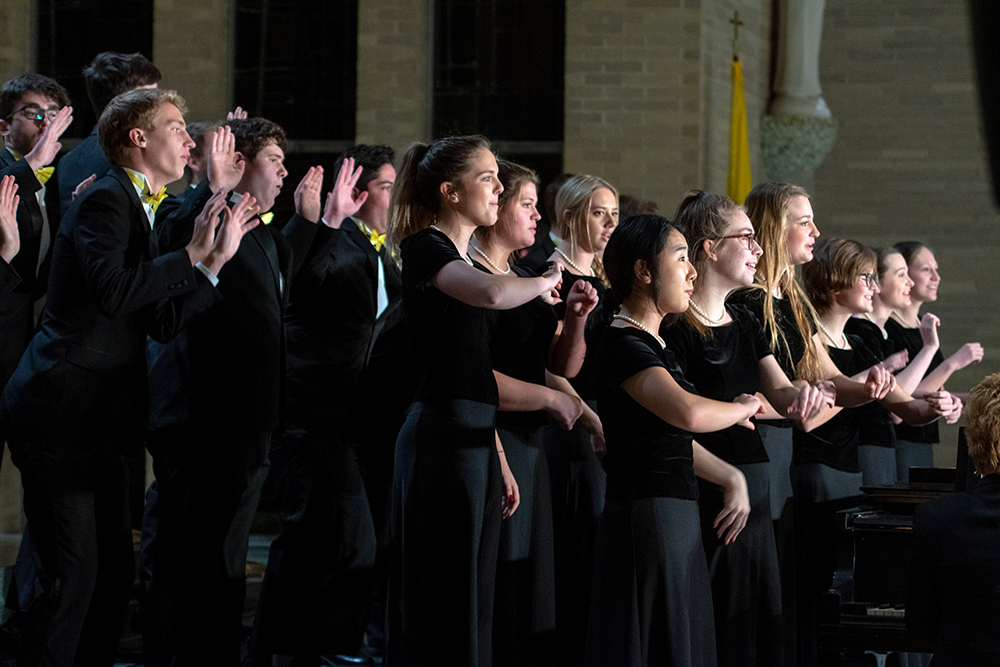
[0,87,254,667]
[144,116,324,667]
[58,51,160,212]
[248,145,408,666]
[907,371,1000,666]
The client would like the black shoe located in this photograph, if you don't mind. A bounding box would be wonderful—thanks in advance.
[322,655,376,667]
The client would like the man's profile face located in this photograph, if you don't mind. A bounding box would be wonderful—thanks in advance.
[140,102,195,187]
[359,163,395,233]
[239,141,287,213]
[0,92,60,156]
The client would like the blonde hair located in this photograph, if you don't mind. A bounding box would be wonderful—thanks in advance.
[743,182,822,381]
[98,88,187,166]
[554,174,618,288]
[966,372,1000,475]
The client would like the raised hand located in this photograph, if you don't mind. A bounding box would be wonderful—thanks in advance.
[206,126,245,194]
[864,365,896,400]
[880,349,909,373]
[293,166,324,223]
[186,189,229,265]
[321,157,367,228]
[948,342,984,370]
[565,278,599,318]
[0,175,20,263]
[226,106,248,121]
[71,174,97,201]
[24,106,73,172]
[919,312,940,348]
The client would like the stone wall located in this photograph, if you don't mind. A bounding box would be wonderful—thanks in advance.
[813,0,999,462]
[0,0,34,83]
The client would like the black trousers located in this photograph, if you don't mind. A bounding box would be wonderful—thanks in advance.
[9,438,134,667]
[144,425,269,667]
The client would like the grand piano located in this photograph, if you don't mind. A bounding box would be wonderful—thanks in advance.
[818,430,980,657]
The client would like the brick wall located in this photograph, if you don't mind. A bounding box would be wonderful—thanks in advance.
[813,0,1000,461]
[356,0,432,159]
[0,0,34,83]
[563,0,770,213]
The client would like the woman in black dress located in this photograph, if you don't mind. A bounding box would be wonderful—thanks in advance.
[467,159,599,666]
[886,241,983,481]
[845,246,943,487]
[543,173,618,665]
[797,238,959,665]
[585,214,761,667]
[662,190,831,667]
[384,135,564,667]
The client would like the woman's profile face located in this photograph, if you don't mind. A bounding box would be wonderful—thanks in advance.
[707,210,763,290]
[876,252,913,310]
[581,187,619,254]
[654,229,698,315]
[495,181,540,251]
[451,148,504,227]
[907,247,940,303]
[782,195,819,266]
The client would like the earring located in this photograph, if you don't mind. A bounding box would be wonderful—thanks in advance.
[451,194,459,203]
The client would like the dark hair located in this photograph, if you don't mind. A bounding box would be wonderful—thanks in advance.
[186,120,223,160]
[99,88,186,166]
[894,240,930,267]
[619,194,660,220]
[603,214,677,314]
[83,52,161,116]
[801,238,877,313]
[226,117,287,161]
[872,246,903,280]
[0,73,71,120]
[387,134,491,251]
[543,173,575,231]
[333,144,395,193]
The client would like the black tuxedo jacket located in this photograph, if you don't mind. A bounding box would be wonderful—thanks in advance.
[147,182,319,437]
[907,473,1000,665]
[57,126,110,216]
[1,167,220,453]
[283,217,402,431]
[0,150,63,389]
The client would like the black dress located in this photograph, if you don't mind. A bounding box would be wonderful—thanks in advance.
[884,317,945,481]
[487,263,558,666]
[661,306,783,667]
[544,270,608,666]
[585,327,716,667]
[845,317,900,487]
[386,228,502,667]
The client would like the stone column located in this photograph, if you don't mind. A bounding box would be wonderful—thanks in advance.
[356,0,432,158]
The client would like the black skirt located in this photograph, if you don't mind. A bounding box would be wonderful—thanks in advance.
[386,399,503,667]
[584,496,716,667]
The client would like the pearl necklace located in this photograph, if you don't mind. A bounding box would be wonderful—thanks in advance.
[689,300,725,325]
[817,319,848,349]
[429,224,474,266]
[890,310,920,328]
[554,247,594,277]
[613,314,666,349]
[468,243,510,275]
[862,312,888,339]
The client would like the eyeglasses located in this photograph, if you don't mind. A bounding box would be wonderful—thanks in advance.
[721,231,757,250]
[10,106,59,123]
[860,272,877,288]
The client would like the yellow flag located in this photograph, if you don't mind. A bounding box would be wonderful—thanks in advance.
[727,58,752,204]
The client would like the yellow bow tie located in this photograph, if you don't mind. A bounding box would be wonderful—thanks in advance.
[9,151,54,185]
[259,212,274,225]
[355,220,385,251]
[34,166,54,185]
[125,171,168,212]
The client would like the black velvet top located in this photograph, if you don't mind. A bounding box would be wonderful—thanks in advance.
[555,270,607,401]
[401,228,499,405]
[661,305,772,465]
[728,286,814,427]
[845,317,899,449]
[884,317,945,444]
[792,335,880,472]
[597,326,699,501]
[487,264,559,432]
